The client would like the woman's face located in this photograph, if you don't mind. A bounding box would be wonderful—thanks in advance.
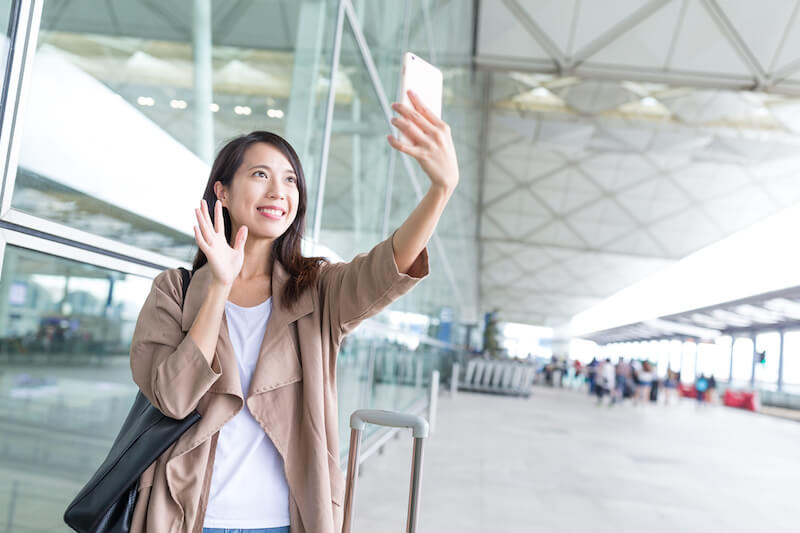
[217,142,300,242]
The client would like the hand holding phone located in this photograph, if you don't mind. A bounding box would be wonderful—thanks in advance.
[388,52,458,196]
[398,52,443,144]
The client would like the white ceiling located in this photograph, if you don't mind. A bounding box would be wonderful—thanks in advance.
[476,0,800,326]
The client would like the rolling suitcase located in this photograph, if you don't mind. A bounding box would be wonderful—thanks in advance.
[342,409,430,533]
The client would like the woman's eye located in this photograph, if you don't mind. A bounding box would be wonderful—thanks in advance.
[287,176,297,183]
[254,171,267,178]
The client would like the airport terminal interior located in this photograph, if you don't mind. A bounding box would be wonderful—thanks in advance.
[0,1,799,531]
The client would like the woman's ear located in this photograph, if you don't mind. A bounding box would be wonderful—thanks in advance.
[213,181,227,208]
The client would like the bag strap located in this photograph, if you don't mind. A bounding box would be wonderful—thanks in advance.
[177,267,192,309]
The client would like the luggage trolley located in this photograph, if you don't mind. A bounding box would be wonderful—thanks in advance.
[342,409,430,533]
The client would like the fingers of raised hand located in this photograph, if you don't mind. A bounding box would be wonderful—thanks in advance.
[233,225,248,251]
[407,90,446,129]
[213,199,224,234]
[195,200,215,244]
[387,134,422,158]
[391,116,428,146]
[392,101,434,137]
[392,93,450,147]
[193,225,209,252]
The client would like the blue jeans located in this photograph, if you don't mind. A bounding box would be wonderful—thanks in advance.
[203,528,289,533]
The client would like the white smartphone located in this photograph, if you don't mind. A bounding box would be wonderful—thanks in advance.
[398,52,443,142]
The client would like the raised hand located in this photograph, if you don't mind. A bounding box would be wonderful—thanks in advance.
[193,199,248,287]
[387,90,459,195]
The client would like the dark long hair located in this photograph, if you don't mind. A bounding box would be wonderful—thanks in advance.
[191,131,327,308]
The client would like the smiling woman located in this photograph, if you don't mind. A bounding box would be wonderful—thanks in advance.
[124,62,462,533]
[127,100,456,530]
[191,131,326,310]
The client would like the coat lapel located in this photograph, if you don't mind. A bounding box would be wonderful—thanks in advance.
[171,264,243,461]
[179,261,313,399]
[248,259,313,396]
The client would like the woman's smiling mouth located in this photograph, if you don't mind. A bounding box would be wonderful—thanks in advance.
[257,206,285,220]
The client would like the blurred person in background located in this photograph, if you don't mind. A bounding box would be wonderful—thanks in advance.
[663,368,679,405]
[695,373,709,406]
[595,358,616,406]
[614,357,632,403]
[707,374,717,403]
[586,357,599,395]
[633,360,654,406]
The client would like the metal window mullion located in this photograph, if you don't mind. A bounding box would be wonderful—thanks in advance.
[421,0,437,65]
[342,0,464,310]
[312,0,347,243]
[192,0,214,165]
[0,0,43,217]
[1,208,192,270]
[380,0,412,239]
[1,226,163,278]
[475,73,491,330]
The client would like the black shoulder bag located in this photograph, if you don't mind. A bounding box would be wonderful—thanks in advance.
[64,267,202,533]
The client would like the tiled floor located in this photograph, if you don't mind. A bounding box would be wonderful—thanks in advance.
[350,386,800,533]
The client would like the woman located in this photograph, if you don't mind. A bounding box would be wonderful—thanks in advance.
[128,90,457,533]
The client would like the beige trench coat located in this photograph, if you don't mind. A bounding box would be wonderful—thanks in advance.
[128,234,429,533]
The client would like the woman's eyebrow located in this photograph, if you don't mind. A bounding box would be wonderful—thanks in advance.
[248,164,296,175]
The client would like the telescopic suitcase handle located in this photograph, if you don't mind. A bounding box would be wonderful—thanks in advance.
[342,409,430,533]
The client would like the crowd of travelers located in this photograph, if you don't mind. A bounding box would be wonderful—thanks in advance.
[539,356,718,406]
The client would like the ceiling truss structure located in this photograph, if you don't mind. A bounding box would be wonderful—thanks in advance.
[478,0,800,95]
[476,0,800,327]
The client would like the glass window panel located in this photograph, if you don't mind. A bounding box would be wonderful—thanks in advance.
[712,335,732,381]
[655,340,669,378]
[731,337,754,386]
[0,245,152,532]
[351,0,409,96]
[668,339,682,373]
[754,331,780,389]
[781,330,800,390]
[349,1,484,325]
[697,342,730,380]
[318,15,390,262]
[680,341,696,384]
[11,0,334,261]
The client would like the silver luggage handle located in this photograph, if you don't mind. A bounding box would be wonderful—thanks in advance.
[341,409,429,533]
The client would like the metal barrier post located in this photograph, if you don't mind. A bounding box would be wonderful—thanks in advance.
[450,362,459,396]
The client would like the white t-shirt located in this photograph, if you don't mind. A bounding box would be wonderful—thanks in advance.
[203,297,291,529]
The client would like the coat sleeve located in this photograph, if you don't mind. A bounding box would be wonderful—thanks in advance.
[317,231,430,341]
[129,269,221,419]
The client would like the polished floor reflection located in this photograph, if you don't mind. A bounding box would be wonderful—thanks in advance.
[352,387,799,533]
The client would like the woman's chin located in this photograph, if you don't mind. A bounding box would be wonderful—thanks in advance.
[247,227,285,241]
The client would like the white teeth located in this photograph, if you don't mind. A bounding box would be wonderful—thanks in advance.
[258,208,283,216]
